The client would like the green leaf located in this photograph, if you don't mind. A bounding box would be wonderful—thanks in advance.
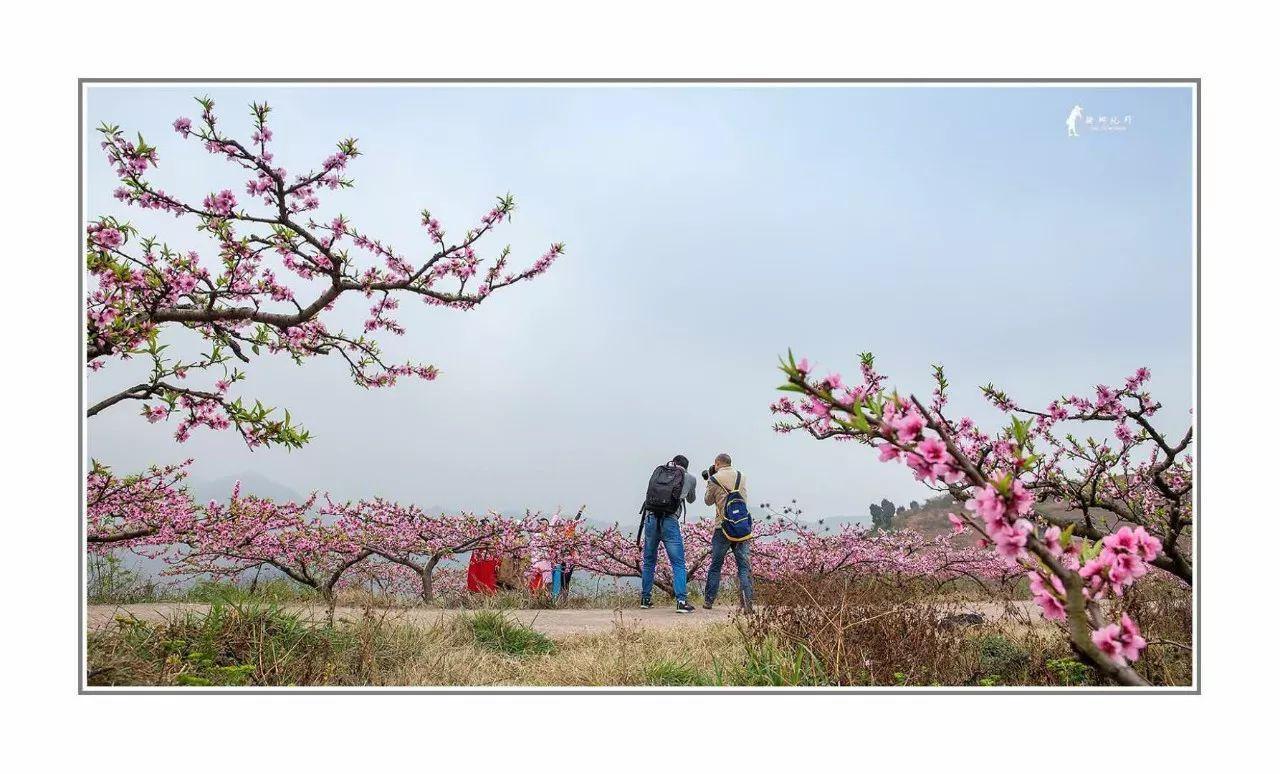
[851,410,871,433]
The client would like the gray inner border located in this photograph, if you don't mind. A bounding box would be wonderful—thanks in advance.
[78,77,1201,696]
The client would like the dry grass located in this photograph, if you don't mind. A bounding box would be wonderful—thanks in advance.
[427,617,743,686]
[745,572,1192,687]
[86,573,1193,688]
[87,601,744,687]
[1116,576,1194,686]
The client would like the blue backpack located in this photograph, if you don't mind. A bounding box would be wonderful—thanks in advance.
[714,472,753,542]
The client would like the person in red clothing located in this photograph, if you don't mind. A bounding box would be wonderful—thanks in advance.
[466,531,499,595]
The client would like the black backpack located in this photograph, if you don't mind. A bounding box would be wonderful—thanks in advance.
[643,464,686,516]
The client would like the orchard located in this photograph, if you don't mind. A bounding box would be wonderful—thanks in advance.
[84,97,1193,688]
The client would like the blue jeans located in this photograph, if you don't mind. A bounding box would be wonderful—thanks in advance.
[704,529,753,609]
[641,513,688,603]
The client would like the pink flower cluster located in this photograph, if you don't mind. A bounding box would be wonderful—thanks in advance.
[1091,613,1147,665]
[90,224,124,251]
[171,392,232,443]
[87,460,199,550]
[963,480,1035,564]
[869,400,967,489]
[1028,570,1068,620]
[201,189,237,217]
[1081,525,1162,597]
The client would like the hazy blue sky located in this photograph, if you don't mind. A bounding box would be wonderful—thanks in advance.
[85,85,1194,524]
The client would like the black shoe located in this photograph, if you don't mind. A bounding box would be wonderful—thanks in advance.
[676,601,695,613]
[702,602,714,610]
[639,599,652,609]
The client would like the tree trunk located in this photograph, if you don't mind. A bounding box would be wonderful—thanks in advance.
[1064,594,1147,686]
[420,568,434,605]
[323,589,338,626]
[319,549,372,625]
[87,525,158,544]
[420,555,442,605]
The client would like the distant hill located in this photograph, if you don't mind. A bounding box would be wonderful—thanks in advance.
[883,494,1110,546]
[887,496,976,544]
[187,472,305,505]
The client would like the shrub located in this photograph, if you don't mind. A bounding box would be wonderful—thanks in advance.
[87,601,440,686]
[465,611,554,657]
[737,571,1189,687]
[183,577,316,605]
[976,634,1030,684]
[749,573,971,686]
[87,552,165,604]
[1046,658,1094,686]
[713,637,828,686]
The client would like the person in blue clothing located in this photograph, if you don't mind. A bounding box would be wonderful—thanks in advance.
[702,452,754,614]
[639,454,697,613]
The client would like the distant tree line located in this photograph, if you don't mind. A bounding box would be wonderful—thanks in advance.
[868,498,928,531]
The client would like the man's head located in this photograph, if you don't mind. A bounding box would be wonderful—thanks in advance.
[713,452,732,471]
[672,454,689,469]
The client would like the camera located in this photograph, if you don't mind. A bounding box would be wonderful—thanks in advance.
[701,465,716,481]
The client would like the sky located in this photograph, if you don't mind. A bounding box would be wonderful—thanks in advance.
[84,84,1194,526]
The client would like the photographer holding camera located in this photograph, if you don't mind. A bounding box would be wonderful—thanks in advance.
[702,452,754,614]
[638,454,698,613]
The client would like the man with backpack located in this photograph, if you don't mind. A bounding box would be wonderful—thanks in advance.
[702,452,754,614]
[639,454,698,613]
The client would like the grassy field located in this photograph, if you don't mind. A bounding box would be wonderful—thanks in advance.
[85,595,1189,688]
[86,558,1192,688]
[89,602,754,687]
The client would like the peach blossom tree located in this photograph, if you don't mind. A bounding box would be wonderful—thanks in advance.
[87,96,564,449]
[85,96,565,545]
[771,351,1193,686]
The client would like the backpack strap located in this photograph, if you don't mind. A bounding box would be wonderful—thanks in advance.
[710,470,740,493]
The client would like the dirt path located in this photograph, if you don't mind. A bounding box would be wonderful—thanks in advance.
[87,600,1038,638]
